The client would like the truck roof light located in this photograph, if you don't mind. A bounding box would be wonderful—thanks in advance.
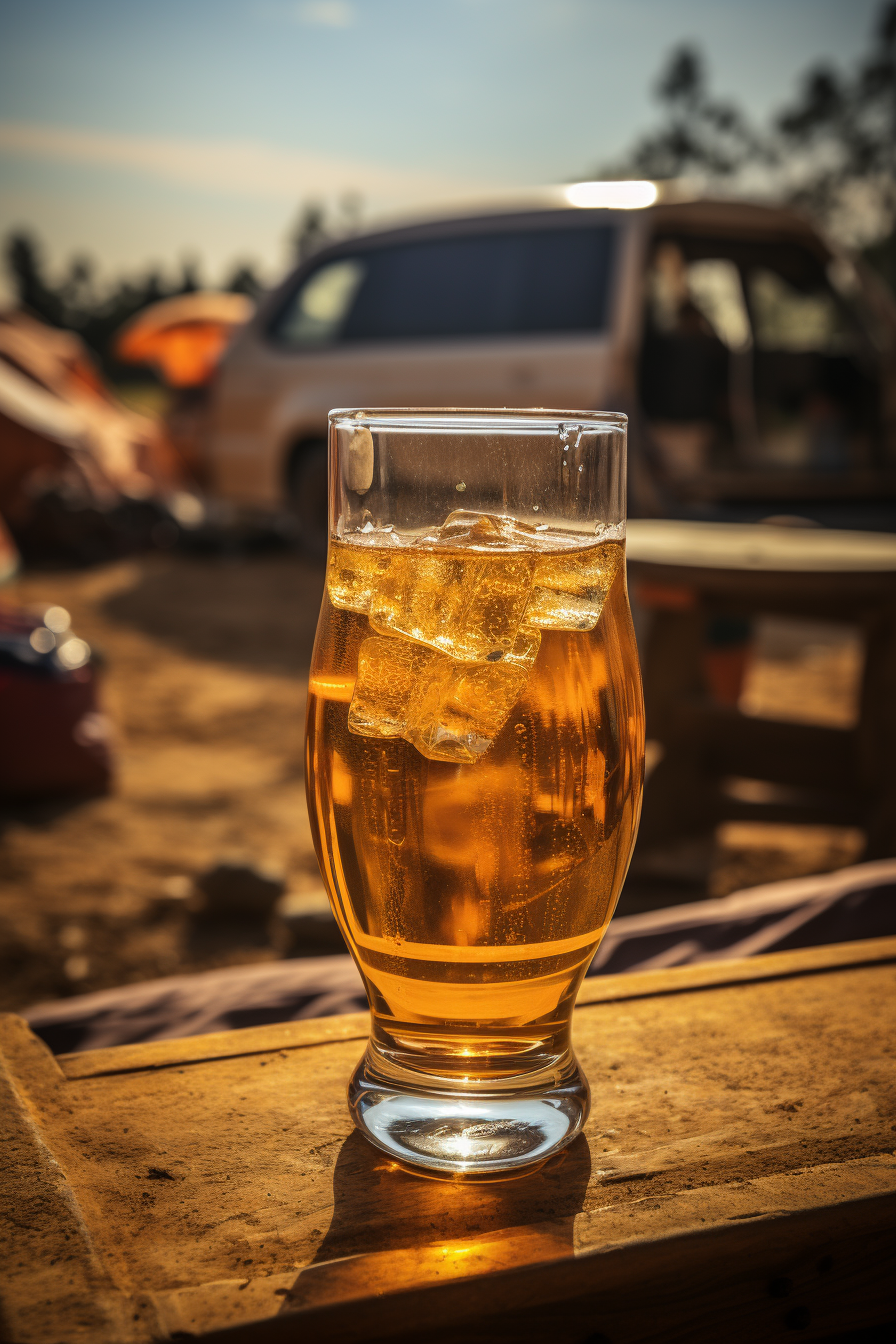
[564,180,658,210]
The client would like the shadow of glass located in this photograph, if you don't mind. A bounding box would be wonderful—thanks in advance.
[102,553,325,675]
[278,1129,591,1315]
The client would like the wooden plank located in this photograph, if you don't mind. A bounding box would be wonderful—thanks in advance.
[55,936,896,1079]
[188,1158,896,1343]
[0,1031,161,1344]
[691,707,857,791]
[574,933,896,1007]
[57,1011,371,1081]
[155,1161,896,1338]
[715,793,867,828]
[627,558,896,616]
[2,938,894,1343]
[625,519,896,573]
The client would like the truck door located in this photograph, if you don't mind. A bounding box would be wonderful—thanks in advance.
[269,216,623,417]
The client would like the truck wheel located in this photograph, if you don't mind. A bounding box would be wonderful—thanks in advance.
[288,440,329,559]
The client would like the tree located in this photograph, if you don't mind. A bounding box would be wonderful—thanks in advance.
[5,232,66,328]
[775,3,896,260]
[3,183,361,363]
[289,194,364,265]
[224,262,265,299]
[2,233,265,374]
[601,45,765,182]
[291,202,331,264]
[602,2,896,274]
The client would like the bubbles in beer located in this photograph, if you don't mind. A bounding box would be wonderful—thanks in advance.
[307,521,644,1055]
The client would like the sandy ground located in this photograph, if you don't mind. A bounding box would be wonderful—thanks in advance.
[0,552,866,1013]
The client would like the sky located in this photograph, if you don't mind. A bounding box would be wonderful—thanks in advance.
[0,0,882,295]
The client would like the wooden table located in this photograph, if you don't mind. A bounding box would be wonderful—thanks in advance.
[625,519,896,857]
[3,936,895,1343]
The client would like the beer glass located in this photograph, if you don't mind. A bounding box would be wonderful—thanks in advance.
[306,409,643,1177]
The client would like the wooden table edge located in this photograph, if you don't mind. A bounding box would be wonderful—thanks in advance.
[7,933,892,1082]
[187,1159,896,1344]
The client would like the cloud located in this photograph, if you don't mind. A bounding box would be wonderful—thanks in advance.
[0,121,489,214]
[293,0,355,26]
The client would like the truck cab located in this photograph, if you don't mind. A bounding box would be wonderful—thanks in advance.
[205,188,896,550]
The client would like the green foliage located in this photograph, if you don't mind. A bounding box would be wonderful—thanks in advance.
[607,45,768,181]
[776,3,896,234]
[1,189,364,366]
[2,231,265,375]
[291,202,331,263]
[603,1,896,273]
[289,193,364,264]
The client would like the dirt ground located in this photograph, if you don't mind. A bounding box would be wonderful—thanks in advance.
[0,552,866,1014]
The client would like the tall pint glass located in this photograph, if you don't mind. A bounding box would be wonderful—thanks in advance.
[306,409,644,1177]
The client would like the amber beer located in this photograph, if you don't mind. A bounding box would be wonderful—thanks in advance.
[306,511,644,1088]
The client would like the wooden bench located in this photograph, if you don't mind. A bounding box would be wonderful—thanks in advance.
[3,936,895,1342]
[626,519,896,857]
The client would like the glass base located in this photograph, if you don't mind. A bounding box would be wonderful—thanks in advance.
[348,1050,590,1179]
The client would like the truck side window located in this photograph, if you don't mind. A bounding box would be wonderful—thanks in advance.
[639,243,741,480]
[745,260,875,472]
[275,258,367,348]
[272,225,616,347]
[748,268,851,353]
[639,235,882,486]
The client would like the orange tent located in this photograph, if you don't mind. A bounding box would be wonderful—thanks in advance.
[115,292,254,388]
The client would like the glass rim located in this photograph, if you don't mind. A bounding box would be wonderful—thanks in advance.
[328,406,628,432]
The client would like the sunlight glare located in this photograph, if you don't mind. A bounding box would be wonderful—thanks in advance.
[564,180,658,210]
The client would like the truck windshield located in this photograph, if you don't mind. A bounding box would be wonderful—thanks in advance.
[273,224,617,347]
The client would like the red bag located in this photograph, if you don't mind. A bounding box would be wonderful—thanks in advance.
[0,606,112,800]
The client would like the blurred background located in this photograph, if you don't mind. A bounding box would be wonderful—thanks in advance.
[1,0,895,1021]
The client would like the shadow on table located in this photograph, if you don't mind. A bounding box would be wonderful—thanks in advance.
[278,1130,592,1314]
